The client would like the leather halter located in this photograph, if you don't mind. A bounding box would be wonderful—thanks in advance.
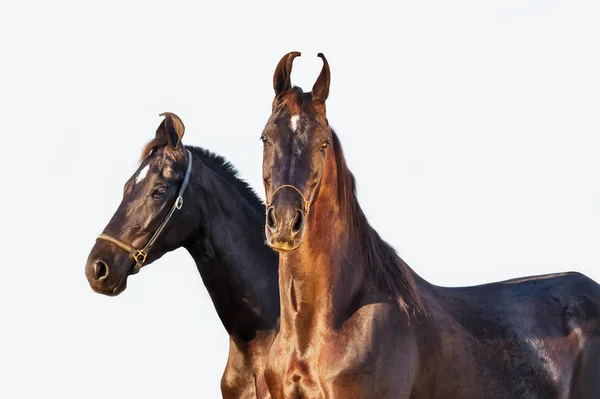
[96,149,193,275]
[267,184,311,215]
[265,168,324,216]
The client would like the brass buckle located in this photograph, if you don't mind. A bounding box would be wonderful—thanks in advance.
[175,196,183,210]
[133,250,148,264]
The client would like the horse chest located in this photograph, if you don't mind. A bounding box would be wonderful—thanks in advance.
[266,305,415,399]
[222,335,274,399]
[265,329,324,399]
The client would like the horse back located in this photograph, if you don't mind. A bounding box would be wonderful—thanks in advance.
[416,271,600,398]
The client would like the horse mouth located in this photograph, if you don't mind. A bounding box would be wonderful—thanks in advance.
[110,283,127,296]
[266,237,301,252]
[89,279,128,297]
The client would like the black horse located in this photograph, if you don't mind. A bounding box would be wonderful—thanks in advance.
[260,52,600,398]
[85,113,278,399]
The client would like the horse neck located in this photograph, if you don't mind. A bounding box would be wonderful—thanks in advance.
[183,153,279,342]
[278,150,370,329]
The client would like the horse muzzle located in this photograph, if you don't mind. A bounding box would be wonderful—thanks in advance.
[265,199,306,252]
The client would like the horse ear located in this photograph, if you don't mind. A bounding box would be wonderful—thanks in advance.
[156,112,185,148]
[312,53,330,104]
[273,51,301,97]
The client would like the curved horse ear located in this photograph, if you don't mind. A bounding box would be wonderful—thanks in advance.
[156,112,185,148]
[273,51,301,97]
[312,53,330,105]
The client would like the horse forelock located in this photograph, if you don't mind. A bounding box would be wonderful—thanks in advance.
[277,87,304,115]
[140,136,169,162]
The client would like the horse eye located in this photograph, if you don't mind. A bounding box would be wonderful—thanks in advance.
[321,140,330,150]
[260,135,268,145]
[152,187,167,198]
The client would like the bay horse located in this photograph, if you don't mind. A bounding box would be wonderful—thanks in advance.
[260,52,600,398]
[84,112,279,399]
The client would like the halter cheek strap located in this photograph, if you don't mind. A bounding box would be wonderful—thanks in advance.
[96,149,193,275]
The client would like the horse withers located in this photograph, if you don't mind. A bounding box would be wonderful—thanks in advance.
[85,113,279,399]
[260,52,600,398]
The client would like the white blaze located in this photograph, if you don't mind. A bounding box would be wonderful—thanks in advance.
[290,115,299,133]
[135,165,150,184]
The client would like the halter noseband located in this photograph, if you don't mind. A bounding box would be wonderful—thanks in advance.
[266,184,311,215]
[265,167,324,216]
[96,149,193,275]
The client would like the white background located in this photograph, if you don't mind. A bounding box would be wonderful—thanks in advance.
[1,1,599,398]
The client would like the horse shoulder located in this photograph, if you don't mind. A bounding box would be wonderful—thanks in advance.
[222,333,275,399]
[318,302,418,398]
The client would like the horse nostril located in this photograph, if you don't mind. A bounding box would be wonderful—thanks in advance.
[266,207,277,231]
[291,210,304,234]
[93,260,110,281]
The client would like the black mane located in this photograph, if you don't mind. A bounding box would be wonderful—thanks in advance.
[185,145,264,211]
[331,131,424,316]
